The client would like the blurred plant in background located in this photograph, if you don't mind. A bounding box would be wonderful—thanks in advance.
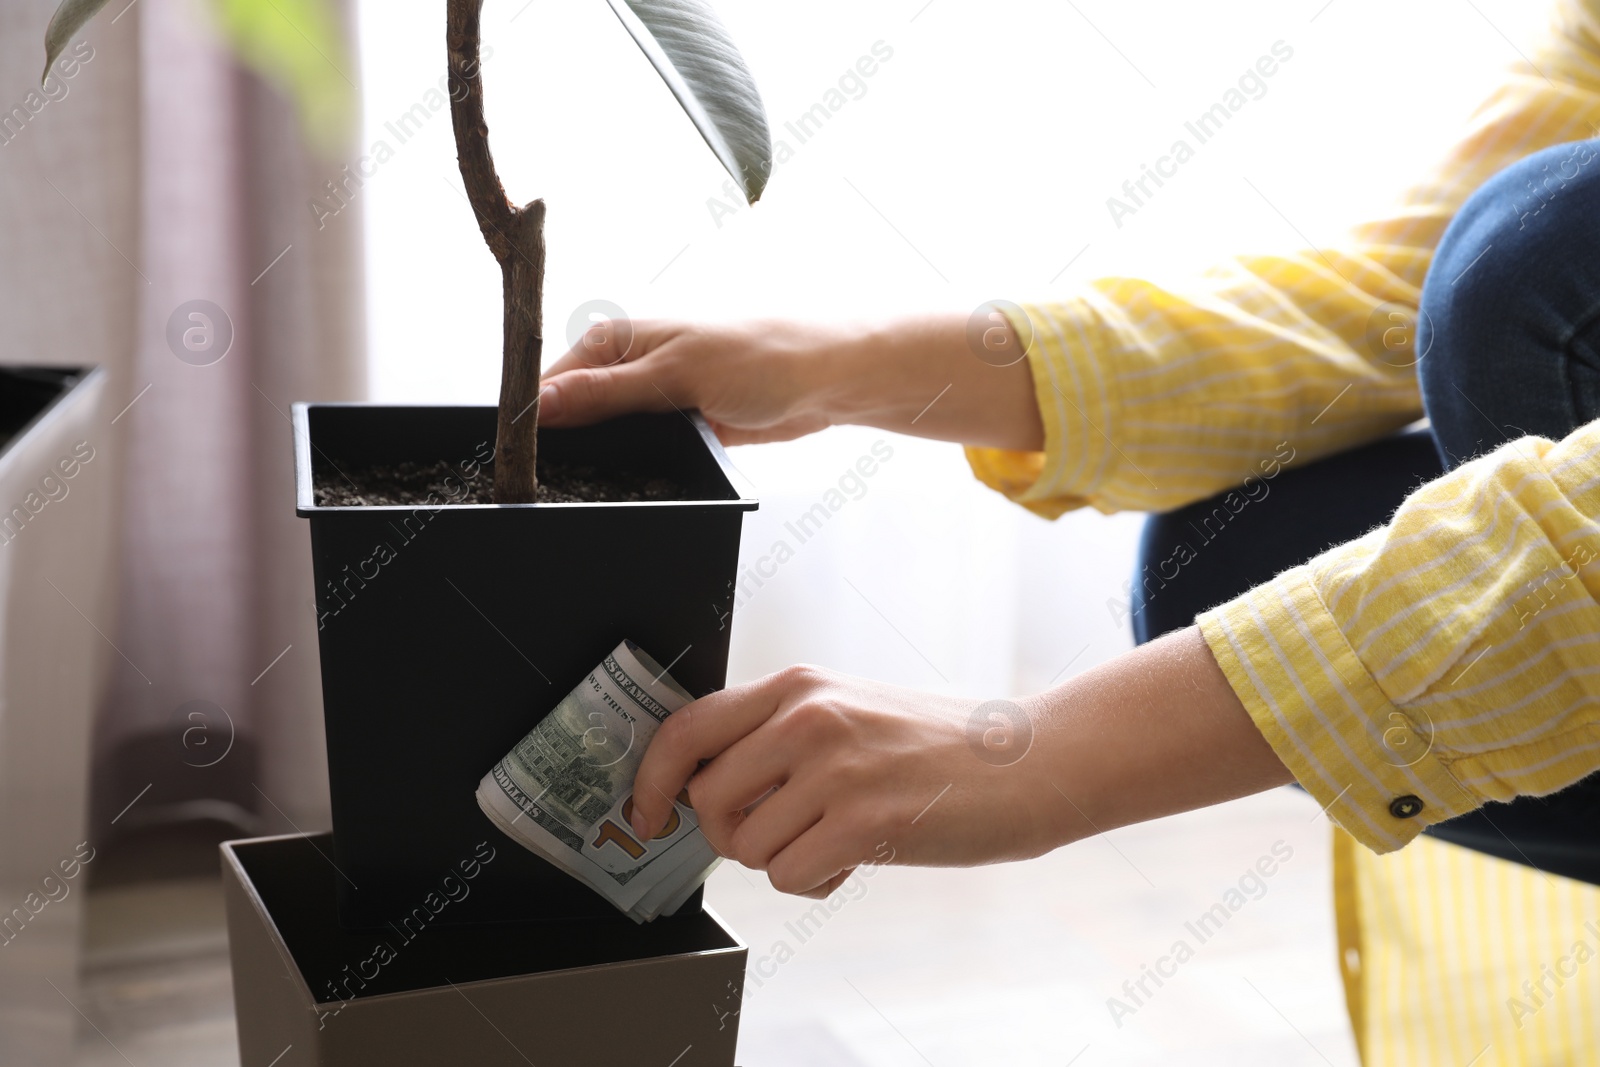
[46,0,354,153]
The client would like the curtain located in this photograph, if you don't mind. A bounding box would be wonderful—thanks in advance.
[97,0,366,838]
[0,0,365,841]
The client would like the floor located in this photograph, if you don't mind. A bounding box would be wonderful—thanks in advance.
[68,788,1359,1066]
[74,878,236,1067]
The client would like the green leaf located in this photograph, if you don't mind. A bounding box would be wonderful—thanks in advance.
[605,0,773,204]
[208,0,354,154]
[42,0,113,85]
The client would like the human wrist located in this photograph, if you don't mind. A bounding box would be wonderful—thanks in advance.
[791,313,1045,449]
[800,319,910,428]
[1021,629,1292,848]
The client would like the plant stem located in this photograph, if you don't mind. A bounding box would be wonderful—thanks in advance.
[447,0,543,503]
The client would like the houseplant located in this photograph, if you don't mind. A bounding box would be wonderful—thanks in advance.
[45,1,770,926]
[45,0,772,501]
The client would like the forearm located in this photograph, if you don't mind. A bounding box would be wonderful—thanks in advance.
[814,313,1044,452]
[629,626,1290,888]
[1028,627,1292,845]
[540,313,1044,451]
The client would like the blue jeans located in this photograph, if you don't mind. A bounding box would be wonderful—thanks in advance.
[1130,138,1600,884]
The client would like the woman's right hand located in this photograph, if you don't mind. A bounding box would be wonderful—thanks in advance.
[539,313,1044,453]
[539,319,848,447]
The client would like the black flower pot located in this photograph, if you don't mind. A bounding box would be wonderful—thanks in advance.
[293,404,756,929]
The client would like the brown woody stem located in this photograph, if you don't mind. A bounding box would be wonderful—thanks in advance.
[447,0,543,503]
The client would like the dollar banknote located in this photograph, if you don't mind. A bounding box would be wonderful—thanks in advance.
[475,640,720,922]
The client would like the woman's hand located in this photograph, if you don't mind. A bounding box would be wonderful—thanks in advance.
[540,320,844,446]
[630,665,1068,899]
[629,628,1292,900]
[540,313,1045,452]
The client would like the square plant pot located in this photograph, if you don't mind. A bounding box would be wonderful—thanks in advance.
[222,833,748,1066]
[0,366,114,1067]
[293,404,757,928]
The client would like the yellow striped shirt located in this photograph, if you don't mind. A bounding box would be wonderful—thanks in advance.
[968,1,1600,1061]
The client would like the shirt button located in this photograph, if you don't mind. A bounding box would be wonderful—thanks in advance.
[1389,795,1424,819]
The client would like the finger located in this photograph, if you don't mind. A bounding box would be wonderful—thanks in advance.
[538,363,681,428]
[631,673,793,839]
[720,777,824,870]
[796,867,856,900]
[543,319,666,379]
[766,815,869,898]
[686,726,800,852]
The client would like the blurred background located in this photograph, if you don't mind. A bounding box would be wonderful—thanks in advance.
[0,0,1555,1063]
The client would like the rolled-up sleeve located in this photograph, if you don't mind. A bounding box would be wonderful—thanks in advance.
[965,273,1427,518]
[1199,422,1600,852]
[967,8,1600,520]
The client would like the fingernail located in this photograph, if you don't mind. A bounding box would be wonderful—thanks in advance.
[539,385,559,421]
[630,812,651,840]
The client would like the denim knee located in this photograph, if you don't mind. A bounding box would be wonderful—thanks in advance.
[1416,139,1600,469]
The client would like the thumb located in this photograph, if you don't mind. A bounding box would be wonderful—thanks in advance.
[538,365,680,428]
